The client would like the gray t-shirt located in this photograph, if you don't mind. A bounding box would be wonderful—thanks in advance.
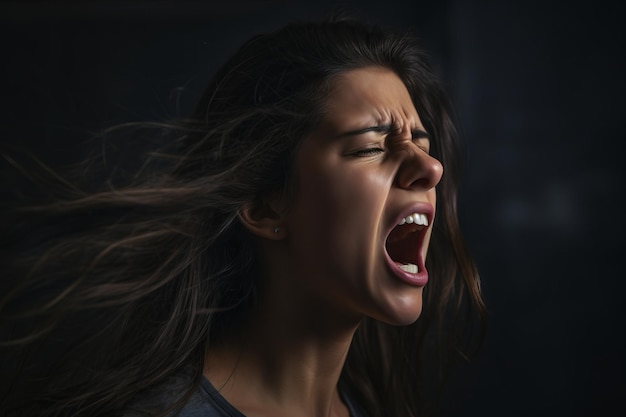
[126,373,367,417]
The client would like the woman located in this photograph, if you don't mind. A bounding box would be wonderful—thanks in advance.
[0,17,485,417]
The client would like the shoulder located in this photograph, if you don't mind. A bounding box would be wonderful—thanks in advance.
[124,373,366,417]
[174,378,245,417]
[123,372,243,417]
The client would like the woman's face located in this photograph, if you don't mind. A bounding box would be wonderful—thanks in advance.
[281,66,443,326]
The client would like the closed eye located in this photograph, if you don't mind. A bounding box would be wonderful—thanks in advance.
[351,147,384,157]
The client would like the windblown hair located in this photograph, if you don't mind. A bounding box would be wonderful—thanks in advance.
[0,17,485,417]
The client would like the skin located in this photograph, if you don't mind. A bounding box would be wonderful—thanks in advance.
[205,66,443,417]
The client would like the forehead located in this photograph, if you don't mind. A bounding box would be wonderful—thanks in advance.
[319,66,422,131]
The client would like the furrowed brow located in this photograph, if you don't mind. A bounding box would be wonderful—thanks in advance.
[336,124,430,139]
[335,124,394,138]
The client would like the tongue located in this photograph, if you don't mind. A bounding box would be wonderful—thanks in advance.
[386,229,421,265]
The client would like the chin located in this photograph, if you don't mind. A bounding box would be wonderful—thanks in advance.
[372,290,424,326]
[385,308,423,326]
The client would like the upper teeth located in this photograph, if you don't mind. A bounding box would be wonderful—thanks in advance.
[398,213,428,226]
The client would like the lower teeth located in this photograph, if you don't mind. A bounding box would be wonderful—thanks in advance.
[398,263,418,273]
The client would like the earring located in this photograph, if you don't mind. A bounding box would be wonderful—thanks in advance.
[273,227,280,233]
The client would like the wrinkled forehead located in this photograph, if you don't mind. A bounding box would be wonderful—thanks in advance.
[318,66,424,134]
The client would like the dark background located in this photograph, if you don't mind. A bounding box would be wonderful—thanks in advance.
[1,0,624,416]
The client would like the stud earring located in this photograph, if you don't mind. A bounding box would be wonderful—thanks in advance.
[273,227,280,233]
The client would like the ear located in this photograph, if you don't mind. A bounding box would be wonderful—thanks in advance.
[238,198,287,240]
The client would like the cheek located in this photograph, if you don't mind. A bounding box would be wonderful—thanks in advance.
[287,160,390,274]
[295,159,388,228]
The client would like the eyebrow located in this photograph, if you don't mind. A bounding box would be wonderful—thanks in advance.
[335,124,430,139]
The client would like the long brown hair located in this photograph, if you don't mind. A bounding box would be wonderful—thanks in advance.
[0,17,485,417]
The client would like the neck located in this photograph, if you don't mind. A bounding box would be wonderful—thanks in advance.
[205,277,360,417]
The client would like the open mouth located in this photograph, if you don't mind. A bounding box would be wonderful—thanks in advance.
[385,213,428,277]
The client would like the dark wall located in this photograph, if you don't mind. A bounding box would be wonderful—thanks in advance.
[445,1,624,416]
[1,1,623,416]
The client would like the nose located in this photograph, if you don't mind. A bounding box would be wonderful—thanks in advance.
[395,142,443,191]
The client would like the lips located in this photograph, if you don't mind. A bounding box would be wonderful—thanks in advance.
[383,203,433,287]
